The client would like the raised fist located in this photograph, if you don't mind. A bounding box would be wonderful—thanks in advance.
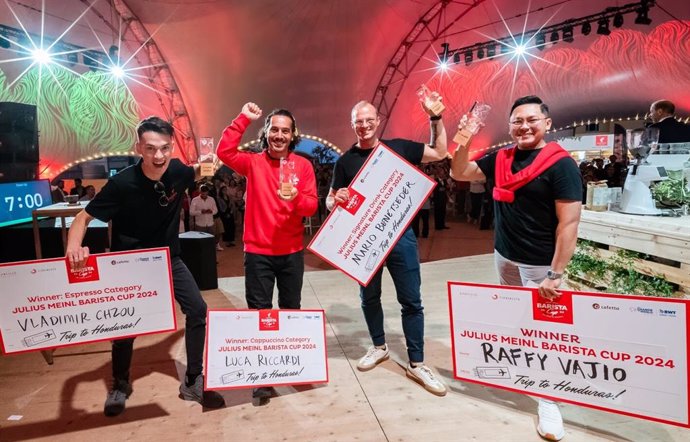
[242,102,262,121]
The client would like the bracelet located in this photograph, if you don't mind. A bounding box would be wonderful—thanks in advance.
[430,115,442,121]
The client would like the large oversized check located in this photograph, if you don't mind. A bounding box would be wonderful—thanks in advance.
[0,248,176,354]
[449,282,689,427]
[205,309,328,390]
[308,143,435,286]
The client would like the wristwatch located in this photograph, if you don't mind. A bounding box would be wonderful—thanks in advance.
[546,270,563,280]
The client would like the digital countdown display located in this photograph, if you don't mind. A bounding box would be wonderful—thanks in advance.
[0,180,52,228]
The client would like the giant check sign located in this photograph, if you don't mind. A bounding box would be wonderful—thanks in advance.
[308,144,435,286]
[0,248,176,354]
[205,310,328,390]
[449,282,689,427]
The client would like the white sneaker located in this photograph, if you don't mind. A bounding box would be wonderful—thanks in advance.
[356,345,389,371]
[406,363,447,396]
[537,399,565,441]
[215,244,224,251]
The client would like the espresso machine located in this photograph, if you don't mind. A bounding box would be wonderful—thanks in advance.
[619,128,667,215]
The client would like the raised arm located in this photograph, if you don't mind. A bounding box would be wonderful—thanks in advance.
[216,102,263,176]
[449,144,486,182]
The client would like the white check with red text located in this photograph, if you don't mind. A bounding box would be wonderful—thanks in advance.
[205,309,328,390]
[449,282,689,427]
[308,144,435,286]
[0,248,176,354]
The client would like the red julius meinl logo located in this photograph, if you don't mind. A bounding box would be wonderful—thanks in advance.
[259,310,280,331]
[532,290,573,324]
[341,188,366,215]
[595,135,609,146]
[66,255,101,284]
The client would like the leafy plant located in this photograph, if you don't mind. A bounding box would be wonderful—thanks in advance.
[566,240,675,297]
[651,173,689,207]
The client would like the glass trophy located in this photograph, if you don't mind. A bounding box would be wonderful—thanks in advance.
[416,84,445,116]
[453,101,491,146]
[198,137,215,177]
[279,157,296,197]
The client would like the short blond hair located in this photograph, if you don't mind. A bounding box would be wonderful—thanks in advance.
[351,100,378,121]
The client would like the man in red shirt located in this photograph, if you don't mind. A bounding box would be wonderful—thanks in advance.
[217,102,318,402]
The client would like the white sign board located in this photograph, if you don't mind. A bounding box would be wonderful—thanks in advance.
[449,282,689,428]
[0,248,176,354]
[205,309,328,390]
[308,143,435,286]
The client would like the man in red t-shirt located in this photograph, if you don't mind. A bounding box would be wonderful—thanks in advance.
[217,103,318,402]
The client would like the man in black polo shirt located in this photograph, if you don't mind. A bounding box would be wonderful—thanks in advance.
[65,116,225,416]
[450,95,582,441]
[327,99,449,396]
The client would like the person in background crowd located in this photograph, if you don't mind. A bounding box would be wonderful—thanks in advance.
[70,178,86,198]
[190,184,221,250]
[648,99,690,144]
[51,179,66,203]
[78,185,96,202]
[468,179,485,224]
[450,95,582,441]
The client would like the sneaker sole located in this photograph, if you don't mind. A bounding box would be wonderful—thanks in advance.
[405,371,447,397]
[356,354,389,372]
[537,426,564,441]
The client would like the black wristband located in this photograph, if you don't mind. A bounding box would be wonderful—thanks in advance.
[429,115,442,121]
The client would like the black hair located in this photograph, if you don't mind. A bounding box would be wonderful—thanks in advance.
[199,184,209,192]
[136,116,174,139]
[258,109,301,151]
[510,95,549,116]
[652,100,675,115]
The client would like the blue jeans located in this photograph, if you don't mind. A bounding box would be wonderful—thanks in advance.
[359,228,424,363]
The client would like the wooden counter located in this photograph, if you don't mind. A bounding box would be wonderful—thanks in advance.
[577,209,690,296]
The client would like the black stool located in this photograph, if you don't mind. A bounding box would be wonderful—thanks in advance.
[179,231,218,290]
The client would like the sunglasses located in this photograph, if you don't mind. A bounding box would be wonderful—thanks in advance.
[154,181,170,207]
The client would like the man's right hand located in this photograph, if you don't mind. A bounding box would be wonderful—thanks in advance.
[66,245,90,270]
[333,188,350,205]
[242,102,262,121]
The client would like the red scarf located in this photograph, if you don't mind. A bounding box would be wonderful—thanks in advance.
[493,142,572,203]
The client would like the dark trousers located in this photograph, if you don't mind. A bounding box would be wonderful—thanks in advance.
[222,214,235,243]
[112,257,207,383]
[469,192,484,220]
[244,251,304,309]
[433,193,447,229]
[412,209,429,238]
[359,228,424,363]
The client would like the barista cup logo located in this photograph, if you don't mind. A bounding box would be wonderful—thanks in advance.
[66,255,100,284]
[259,310,280,331]
[595,135,609,146]
[532,290,573,324]
[341,188,365,215]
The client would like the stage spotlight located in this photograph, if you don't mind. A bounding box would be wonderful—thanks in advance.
[535,32,546,50]
[464,50,473,65]
[500,41,511,54]
[562,25,574,43]
[440,42,450,64]
[597,18,611,36]
[514,44,527,56]
[110,65,125,78]
[453,52,461,64]
[613,12,624,28]
[635,5,652,25]
[550,30,559,44]
[487,44,496,58]
[477,47,485,59]
[582,21,592,35]
[31,48,51,64]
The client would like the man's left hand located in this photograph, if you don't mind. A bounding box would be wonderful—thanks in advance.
[538,278,562,301]
[277,187,298,201]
